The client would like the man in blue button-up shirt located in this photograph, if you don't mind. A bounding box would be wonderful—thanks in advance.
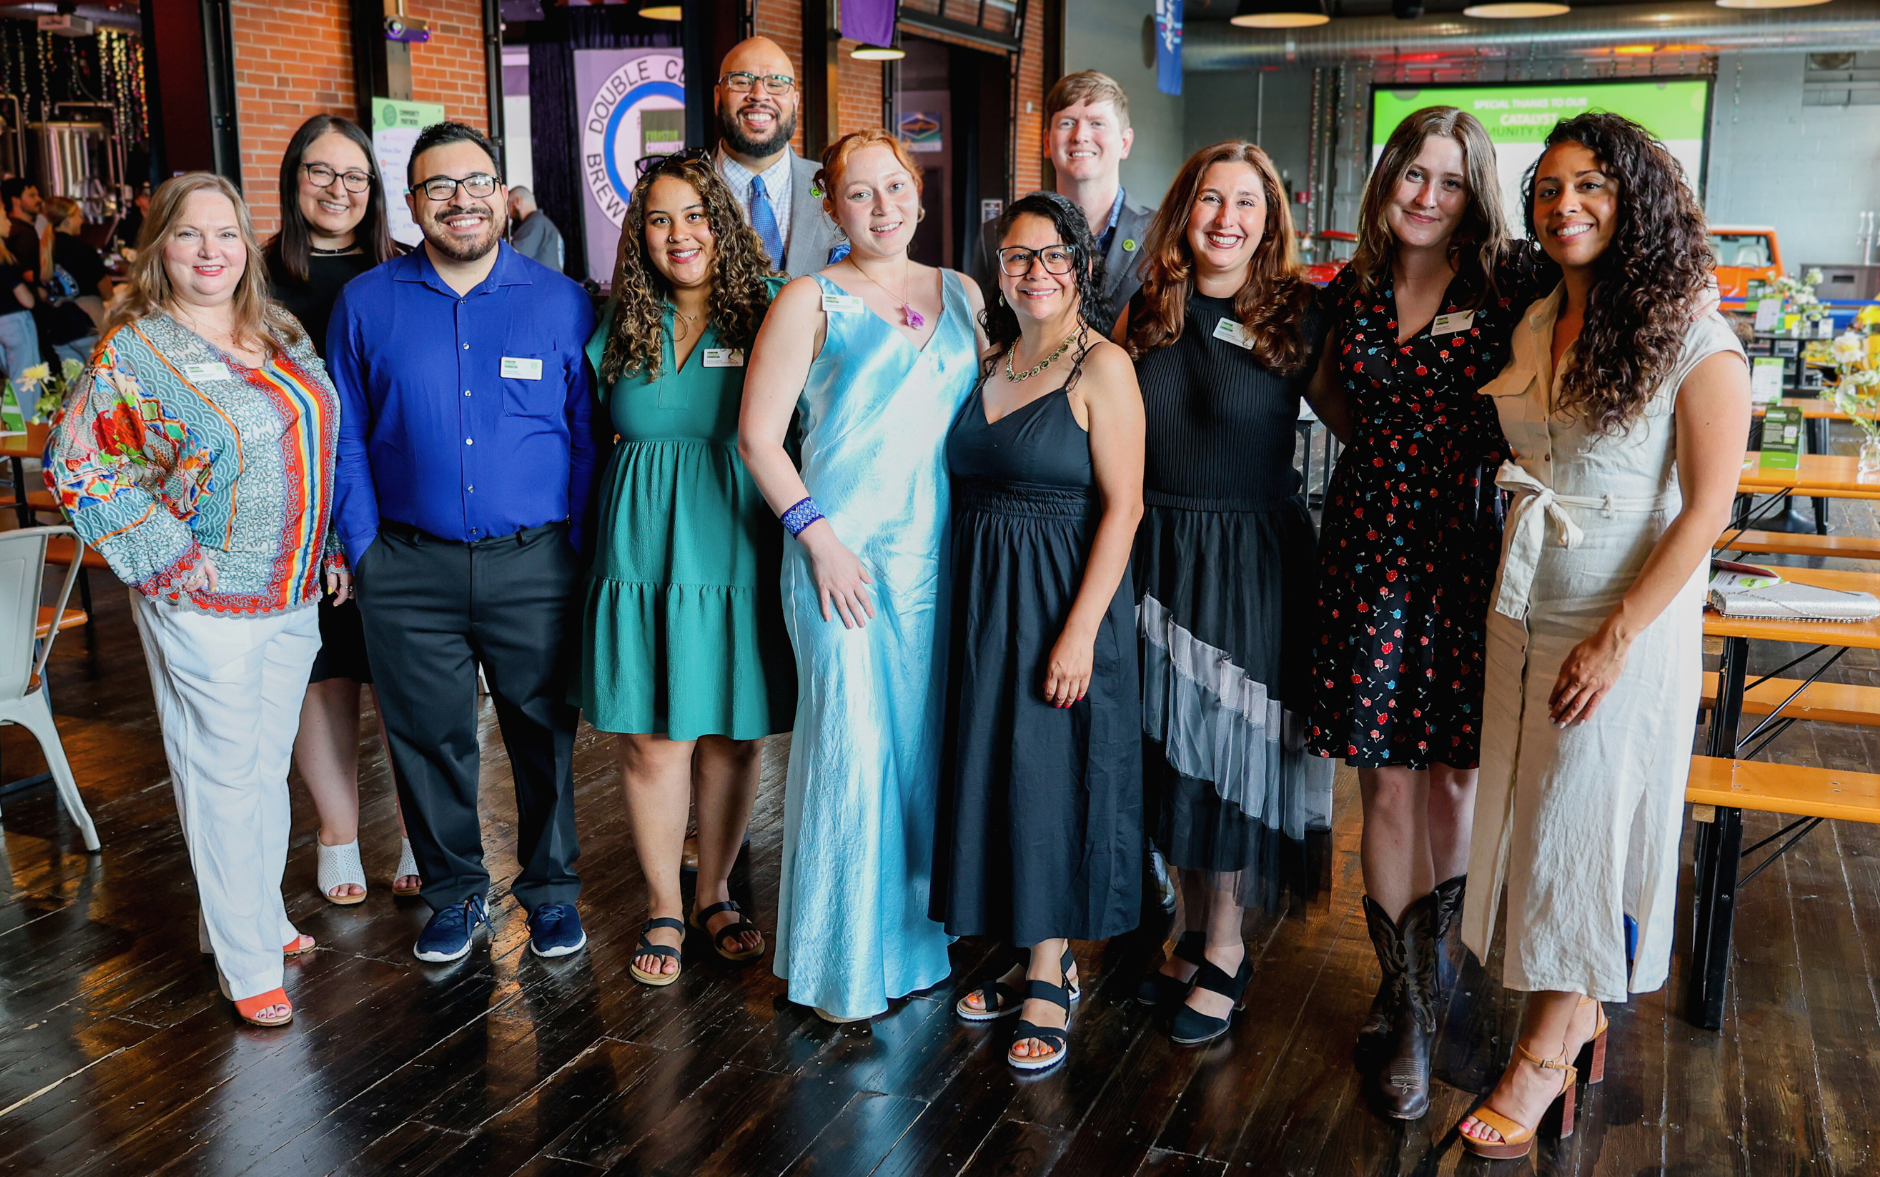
[328,122,600,964]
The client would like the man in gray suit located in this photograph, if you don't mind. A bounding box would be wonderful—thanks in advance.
[507,187,565,272]
[974,70,1154,329]
[712,36,844,278]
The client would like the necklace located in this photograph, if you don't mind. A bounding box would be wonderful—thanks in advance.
[1004,328,1080,382]
[309,245,360,256]
[848,259,925,329]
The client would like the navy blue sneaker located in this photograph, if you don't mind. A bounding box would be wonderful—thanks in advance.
[414,895,489,963]
[527,903,588,958]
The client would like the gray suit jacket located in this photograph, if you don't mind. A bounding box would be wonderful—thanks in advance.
[781,151,845,278]
[970,191,1156,327]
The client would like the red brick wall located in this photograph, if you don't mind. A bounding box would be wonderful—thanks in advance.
[1014,5,1044,196]
[230,0,488,238]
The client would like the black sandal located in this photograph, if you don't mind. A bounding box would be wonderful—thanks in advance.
[957,946,1081,1022]
[1137,930,1205,1007]
[1169,952,1253,1046]
[629,917,687,986]
[1008,978,1073,1072]
[692,900,764,963]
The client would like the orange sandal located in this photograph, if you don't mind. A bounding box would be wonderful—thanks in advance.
[232,988,294,1027]
[284,933,317,956]
[1459,1043,1577,1160]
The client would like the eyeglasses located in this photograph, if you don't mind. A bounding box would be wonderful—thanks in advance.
[635,146,714,178]
[303,163,375,193]
[719,71,797,95]
[410,173,501,201]
[998,245,1077,277]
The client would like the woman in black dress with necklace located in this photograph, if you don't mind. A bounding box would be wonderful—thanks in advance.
[1303,106,1554,1119]
[264,114,407,904]
[934,191,1145,1073]
[1121,142,1338,1046]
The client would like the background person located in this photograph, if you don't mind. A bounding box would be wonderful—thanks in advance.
[1119,142,1336,1047]
[712,36,844,277]
[3,178,44,286]
[264,113,410,906]
[328,122,598,965]
[0,236,40,381]
[739,129,987,1023]
[578,154,795,987]
[44,172,345,1029]
[40,197,107,367]
[935,191,1144,1074]
[507,186,565,272]
[1456,112,1748,1159]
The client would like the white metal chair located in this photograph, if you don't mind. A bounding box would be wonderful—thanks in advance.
[0,525,98,851]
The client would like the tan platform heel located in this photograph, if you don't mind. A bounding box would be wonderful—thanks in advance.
[1578,996,1609,1085]
[1459,1043,1578,1160]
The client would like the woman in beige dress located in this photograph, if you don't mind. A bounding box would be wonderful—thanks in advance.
[1456,113,1749,1157]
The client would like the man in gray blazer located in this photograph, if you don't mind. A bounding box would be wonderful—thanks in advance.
[974,70,1154,329]
[712,36,845,278]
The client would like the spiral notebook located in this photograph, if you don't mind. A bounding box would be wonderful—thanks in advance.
[1708,561,1880,622]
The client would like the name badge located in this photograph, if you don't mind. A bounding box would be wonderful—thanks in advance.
[1211,317,1255,350]
[1431,311,1475,336]
[501,356,544,380]
[702,348,745,368]
[183,361,231,383]
[821,293,864,315]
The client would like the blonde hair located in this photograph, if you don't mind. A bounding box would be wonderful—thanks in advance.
[814,129,924,218]
[1045,70,1130,130]
[45,196,82,228]
[108,172,304,353]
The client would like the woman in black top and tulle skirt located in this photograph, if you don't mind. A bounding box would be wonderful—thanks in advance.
[1118,142,1338,1046]
[934,192,1145,1074]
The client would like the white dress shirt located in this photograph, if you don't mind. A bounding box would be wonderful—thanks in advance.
[716,147,796,260]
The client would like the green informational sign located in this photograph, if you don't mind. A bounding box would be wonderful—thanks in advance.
[1759,404,1803,470]
[371,98,450,247]
[1371,80,1710,234]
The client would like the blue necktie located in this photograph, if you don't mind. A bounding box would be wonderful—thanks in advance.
[749,175,784,270]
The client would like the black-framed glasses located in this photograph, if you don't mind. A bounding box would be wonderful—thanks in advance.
[998,245,1077,277]
[635,146,713,178]
[719,70,796,95]
[410,173,501,201]
[303,163,374,193]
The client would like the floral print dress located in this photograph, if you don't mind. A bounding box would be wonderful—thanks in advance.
[1306,254,1553,770]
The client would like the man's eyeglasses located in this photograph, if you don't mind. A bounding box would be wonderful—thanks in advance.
[303,163,374,193]
[410,173,502,202]
[998,245,1077,277]
[635,146,713,178]
[719,71,796,95]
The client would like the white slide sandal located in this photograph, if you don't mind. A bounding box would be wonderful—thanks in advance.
[391,837,422,896]
[317,839,368,905]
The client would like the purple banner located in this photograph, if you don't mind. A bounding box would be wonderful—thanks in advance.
[840,0,896,47]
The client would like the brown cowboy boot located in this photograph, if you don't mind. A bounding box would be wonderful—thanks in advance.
[1363,892,1436,1119]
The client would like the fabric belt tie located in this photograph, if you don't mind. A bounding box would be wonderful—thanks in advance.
[1491,459,1673,619]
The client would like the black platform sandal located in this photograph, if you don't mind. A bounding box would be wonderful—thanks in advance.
[692,900,765,964]
[1008,978,1073,1072]
[1169,952,1253,1046]
[958,946,1081,1022]
[1137,930,1206,1007]
[629,917,687,986]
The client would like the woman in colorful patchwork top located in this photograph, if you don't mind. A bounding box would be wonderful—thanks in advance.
[45,172,345,1030]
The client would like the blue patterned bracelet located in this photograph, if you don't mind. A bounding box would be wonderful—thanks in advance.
[781,496,825,538]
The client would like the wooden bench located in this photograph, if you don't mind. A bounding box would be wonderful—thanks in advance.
[1714,529,1880,562]
[1686,756,1880,1030]
[1700,671,1880,727]
[42,537,106,621]
[34,606,88,640]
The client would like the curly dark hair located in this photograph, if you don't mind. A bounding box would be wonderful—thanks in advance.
[600,155,778,385]
[1125,141,1316,375]
[978,190,1105,374]
[1524,111,1712,436]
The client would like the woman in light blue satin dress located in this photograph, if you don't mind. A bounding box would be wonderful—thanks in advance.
[739,130,988,1021]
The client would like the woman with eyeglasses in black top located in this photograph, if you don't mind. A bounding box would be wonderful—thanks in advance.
[264,114,407,908]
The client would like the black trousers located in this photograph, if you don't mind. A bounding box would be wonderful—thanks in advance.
[355,521,581,911]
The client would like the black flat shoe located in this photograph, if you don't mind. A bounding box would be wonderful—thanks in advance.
[1008,978,1073,1072]
[959,946,1081,1021]
[1137,930,1205,1007]
[1169,951,1252,1046]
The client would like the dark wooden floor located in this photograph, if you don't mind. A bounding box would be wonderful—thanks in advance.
[2,439,1878,1176]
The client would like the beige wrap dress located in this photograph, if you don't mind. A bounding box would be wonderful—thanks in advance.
[1461,286,1744,1001]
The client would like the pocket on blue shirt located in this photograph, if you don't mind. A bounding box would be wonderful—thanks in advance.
[501,352,560,418]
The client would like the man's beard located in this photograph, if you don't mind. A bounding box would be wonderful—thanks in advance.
[717,101,797,159]
[421,201,506,262]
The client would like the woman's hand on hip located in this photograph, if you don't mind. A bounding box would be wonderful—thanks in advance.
[1043,628,1096,708]
[182,555,219,595]
[800,521,875,629]
[327,569,353,605]
[1548,623,1630,726]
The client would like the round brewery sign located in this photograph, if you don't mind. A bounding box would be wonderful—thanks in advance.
[582,53,685,228]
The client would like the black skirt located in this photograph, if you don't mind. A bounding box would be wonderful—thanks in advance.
[309,593,373,684]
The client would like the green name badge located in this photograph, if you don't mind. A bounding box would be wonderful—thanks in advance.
[1759,404,1803,470]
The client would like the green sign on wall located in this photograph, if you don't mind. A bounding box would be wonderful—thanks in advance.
[1371,80,1711,148]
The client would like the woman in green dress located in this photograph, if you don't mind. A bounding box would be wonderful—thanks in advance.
[578,152,796,985]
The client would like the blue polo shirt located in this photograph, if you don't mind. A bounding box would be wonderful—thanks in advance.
[327,243,599,568]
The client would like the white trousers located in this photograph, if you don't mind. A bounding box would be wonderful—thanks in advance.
[130,591,321,1001]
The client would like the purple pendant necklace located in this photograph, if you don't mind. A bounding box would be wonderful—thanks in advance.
[852,258,924,330]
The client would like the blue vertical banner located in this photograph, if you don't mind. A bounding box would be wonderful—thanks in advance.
[1155,0,1183,97]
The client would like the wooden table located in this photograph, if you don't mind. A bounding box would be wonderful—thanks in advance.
[1689,565,1880,1028]
[1736,452,1880,536]
[1751,397,1854,421]
[0,426,48,529]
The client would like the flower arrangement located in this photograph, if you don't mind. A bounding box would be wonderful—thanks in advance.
[8,358,85,424]
[1829,330,1880,472]
[1768,268,1829,324]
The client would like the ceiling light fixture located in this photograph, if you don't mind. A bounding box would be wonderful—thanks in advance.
[1715,0,1830,8]
[851,40,906,60]
[1463,1,1571,16]
[1231,0,1330,28]
[637,0,682,20]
